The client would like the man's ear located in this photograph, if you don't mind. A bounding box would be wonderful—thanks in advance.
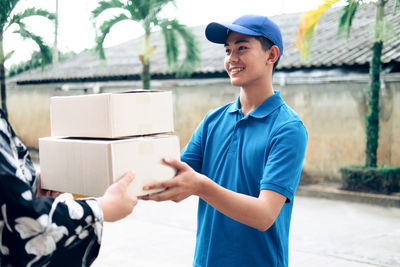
[266,45,280,65]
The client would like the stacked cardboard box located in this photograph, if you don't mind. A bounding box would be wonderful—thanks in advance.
[39,90,180,197]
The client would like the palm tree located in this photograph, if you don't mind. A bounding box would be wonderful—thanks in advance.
[296,0,399,168]
[52,0,59,64]
[92,0,200,89]
[0,0,55,118]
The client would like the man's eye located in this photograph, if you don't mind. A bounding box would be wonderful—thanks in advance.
[225,48,231,54]
[239,46,247,51]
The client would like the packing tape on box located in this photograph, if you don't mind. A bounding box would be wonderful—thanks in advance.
[73,194,89,199]
[139,141,154,154]
[136,94,151,104]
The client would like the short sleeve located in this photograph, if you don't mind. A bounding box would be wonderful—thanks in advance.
[260,121,307,202]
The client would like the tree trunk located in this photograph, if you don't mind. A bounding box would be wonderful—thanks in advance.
[142,63,150,89]
[52,0,59,64]
[0,62,7,118]
[365,1,385,167]
[365,41,382,167]
[141,32,151,89]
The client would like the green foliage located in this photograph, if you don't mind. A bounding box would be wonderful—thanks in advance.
[95,13,130,59]
[92,0,200,89]
[338,0,362,38]
[1,4,55,64]
[92,0,125,18]
[8,7,55,25]
[160,19,200,77]
[7,50,76,78]
[394,0,400,12]
[0,0,55,118]
[340,165,400,194]
[297,0,399,193]
[15,23,52,65]
[160,20,179,67]
[0,0,18,26]
[370,18,394,43]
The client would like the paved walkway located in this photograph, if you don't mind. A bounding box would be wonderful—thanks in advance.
[92,195,400,267]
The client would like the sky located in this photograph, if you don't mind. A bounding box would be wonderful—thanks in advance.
[4,0,326,68]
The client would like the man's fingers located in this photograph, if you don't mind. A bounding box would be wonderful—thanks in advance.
[143,187,177,202]
[163,157,187,170]
[142,182,165,191]
[143,179,175,191]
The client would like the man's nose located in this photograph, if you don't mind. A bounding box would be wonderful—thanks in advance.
[228,51,239,62]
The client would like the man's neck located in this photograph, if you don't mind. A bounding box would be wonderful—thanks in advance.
[239,85,274,116]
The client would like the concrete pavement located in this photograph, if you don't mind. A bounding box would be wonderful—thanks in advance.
[91,195,400,267]
[30,149,400,266]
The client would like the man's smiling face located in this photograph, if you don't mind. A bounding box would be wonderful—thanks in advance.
[224,32,271,89]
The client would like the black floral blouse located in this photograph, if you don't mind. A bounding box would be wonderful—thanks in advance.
[0,110,103,267]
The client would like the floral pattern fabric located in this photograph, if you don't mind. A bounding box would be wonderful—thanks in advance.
[0,110,103,267]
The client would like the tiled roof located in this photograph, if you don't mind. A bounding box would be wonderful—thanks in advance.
[8,1,400,84]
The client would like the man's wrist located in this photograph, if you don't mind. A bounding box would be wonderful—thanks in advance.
[195,173,209,198]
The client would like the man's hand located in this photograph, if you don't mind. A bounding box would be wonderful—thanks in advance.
[139,158,205,202]
[140,159,286,231]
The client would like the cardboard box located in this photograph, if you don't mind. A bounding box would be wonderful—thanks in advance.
[50,90,174,138]
[39,134,180,197]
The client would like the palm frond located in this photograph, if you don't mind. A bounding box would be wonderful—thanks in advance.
[92,0,125,18]
[125,0,142,21]
[0,50,15,64]
[296,0,340,58]
[0,0,19,26]
[394,0,400,13]
[95,14,130,59]
[3,50,15,62]
[160,20,179,68]
[338,0,362,38]
[9,7,55,25]
[150,0,176,16]
[126,0,175,23]
[168,20,200,77]
[15,22,51,66]
[131,0,151,20]
[5,7,55,33]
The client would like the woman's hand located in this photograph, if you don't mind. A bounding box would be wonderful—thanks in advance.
[36,172,63,198]
[96,171,138,222]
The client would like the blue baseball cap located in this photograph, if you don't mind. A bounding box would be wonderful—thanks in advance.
[205,15,283,58]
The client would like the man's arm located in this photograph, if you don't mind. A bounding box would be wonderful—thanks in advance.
[139,158,286,231]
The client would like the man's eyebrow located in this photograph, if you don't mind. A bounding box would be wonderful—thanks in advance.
[224,39,250,47]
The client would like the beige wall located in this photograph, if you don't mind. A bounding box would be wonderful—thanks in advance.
[6,77,400,182]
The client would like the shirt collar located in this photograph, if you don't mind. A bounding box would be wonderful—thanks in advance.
[228,91,285,118]
[228,97,241,113]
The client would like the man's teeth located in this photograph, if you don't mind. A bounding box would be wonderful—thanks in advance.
[231,67,244,73]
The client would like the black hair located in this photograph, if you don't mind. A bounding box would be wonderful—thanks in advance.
[254,36,280,72]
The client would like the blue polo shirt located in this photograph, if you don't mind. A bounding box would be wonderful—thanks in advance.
[181,91,307,267]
